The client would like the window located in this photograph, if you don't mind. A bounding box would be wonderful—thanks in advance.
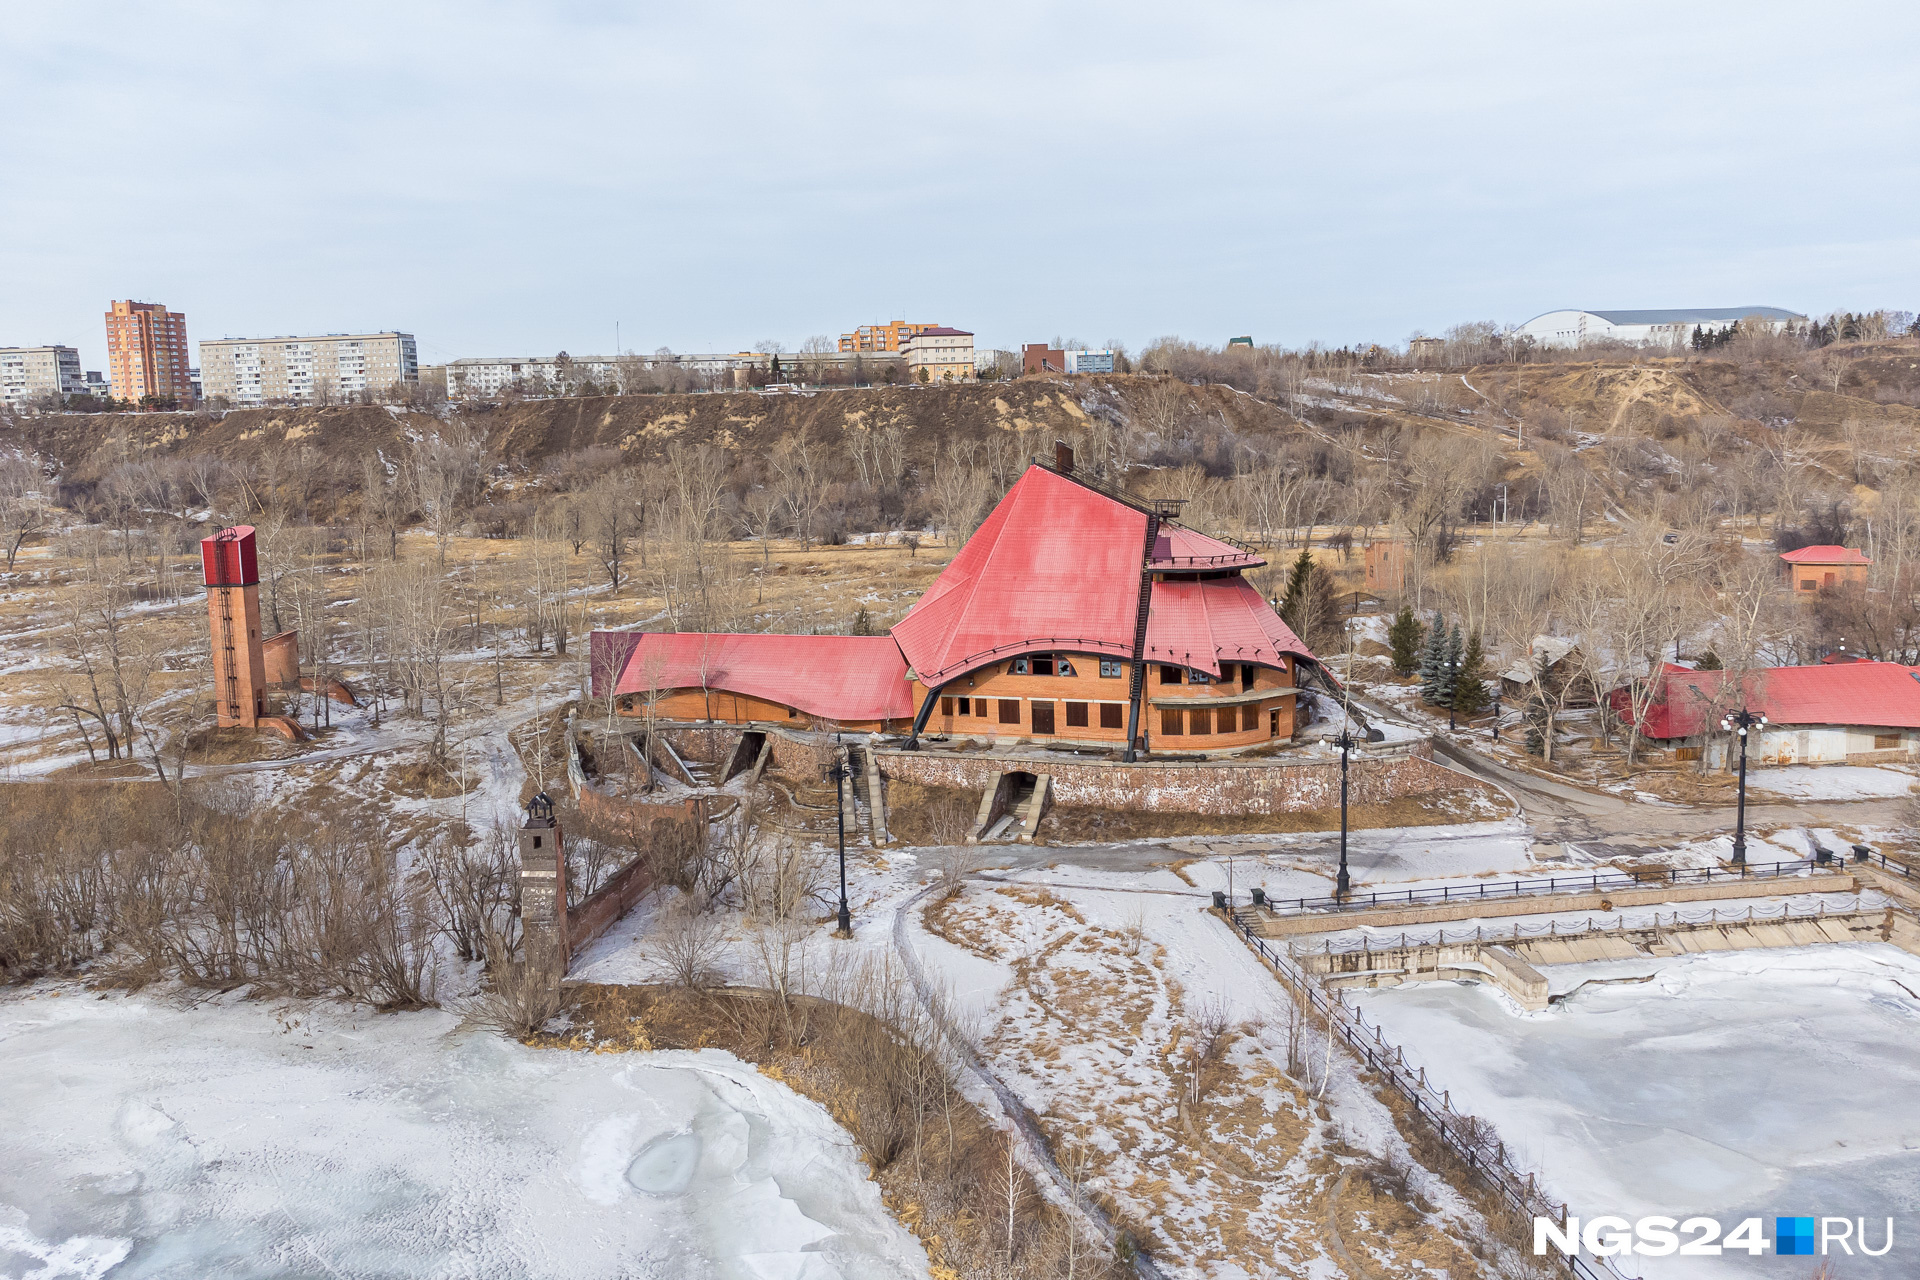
[1800,579,1817,591]
[1057,657,1076,677]
[1189,669,1211,685]
[1191,707,1213,735]
[1065,701,1089,728]
[1032,655,1054,676]
[1160,665,1183,684]
[1876,733,1901,750]
[1161,708,1183,736]
[788,706,799,719]
[1242,704,1259,731]
[1241,664,1256,690]
[1032,702,1055,734]
[998,699,1020,724]
[957,696,971,716]
[1100,703,1125,729]
[941,697,954,716]
[1011,657,1029,675]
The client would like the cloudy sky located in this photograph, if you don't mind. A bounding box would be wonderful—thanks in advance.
[4,2,1916,371]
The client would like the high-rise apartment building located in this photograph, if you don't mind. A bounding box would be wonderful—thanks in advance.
[105,300,194,404]
[198,332,419,406]
[0,346,86,406]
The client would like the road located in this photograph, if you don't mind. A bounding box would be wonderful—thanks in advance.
[1429,734,1907,846]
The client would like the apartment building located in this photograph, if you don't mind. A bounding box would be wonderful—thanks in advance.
[198,332,418,406]
[0,346,86,406]
[838,321,939,353]
[445,351,795,399]
[903,327,974,381]
[105,300,194,403]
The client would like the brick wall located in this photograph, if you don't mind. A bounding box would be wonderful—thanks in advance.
[874,742,1449,815]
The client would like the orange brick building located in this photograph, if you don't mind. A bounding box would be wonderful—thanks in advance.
[592,450,1321,758]
[839,321,938,353]
[201,526,268,727]
[105,300,193,404]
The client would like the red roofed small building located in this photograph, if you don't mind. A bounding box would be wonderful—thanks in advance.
[1780,544,1871,594]
[1616,660,1920,767]
[592,455,1321,757]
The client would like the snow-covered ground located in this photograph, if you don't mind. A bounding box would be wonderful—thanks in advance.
[1747,764,1916,800]
[0,986,929,1280]
[1348,947,1920,1279]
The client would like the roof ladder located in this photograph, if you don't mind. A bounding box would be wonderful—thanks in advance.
[1122,512,1161,762]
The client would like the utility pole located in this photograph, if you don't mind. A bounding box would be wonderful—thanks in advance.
[827,757,852,934]
[1335,727,1353,898]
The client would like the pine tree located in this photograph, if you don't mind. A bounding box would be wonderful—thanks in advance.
[1418,611,1448,702]
[1279,549,1314,624]
[1388,604,1424,677]
[1434,623,1464,707]
[1454,630,1492,716]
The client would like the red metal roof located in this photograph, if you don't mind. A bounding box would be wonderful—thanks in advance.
[610,633,912,721]
[1144,577,1314,678]
[1779,545,1871,565]
[892,465,1149,684]
[1150,525,1264,570]
[1626,661,1920,738]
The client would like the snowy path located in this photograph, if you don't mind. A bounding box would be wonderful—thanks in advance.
[0,986,929,1280]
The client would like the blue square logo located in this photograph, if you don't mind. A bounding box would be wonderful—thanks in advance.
[1777,1217,1817,1256]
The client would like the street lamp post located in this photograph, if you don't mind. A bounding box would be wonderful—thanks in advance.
[1719,709,1767,868]
[1335,729,1354,897]
[826,759,852,934]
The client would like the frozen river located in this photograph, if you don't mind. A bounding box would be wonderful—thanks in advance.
[0,985,929,1280]
[1349,945,1920,1279]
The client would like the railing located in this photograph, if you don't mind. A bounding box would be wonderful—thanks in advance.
[1301,893,1886,956]
[1150,551,1263,567]
[1259,858,1838,916]
[1222,908,1633,1280]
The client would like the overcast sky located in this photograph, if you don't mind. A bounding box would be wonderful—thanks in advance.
[4,2,1916,372]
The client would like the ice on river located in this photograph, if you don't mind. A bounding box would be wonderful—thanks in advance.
[1349,945,1920,1278]
[0,986,929,1280]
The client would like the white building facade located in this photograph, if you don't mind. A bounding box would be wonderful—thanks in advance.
[1064,348,1115,374]
[199,332,418,406]
[0,346,86,405]
[903,327,974,381]
[1515,307,1805,350]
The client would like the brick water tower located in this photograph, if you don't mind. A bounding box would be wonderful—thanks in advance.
[201,526,268,728]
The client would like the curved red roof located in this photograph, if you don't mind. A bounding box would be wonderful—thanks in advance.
[1779,545,1871,565]
[892,466,1149,684]
[610,633,912,721]
[1144,577,1314,678]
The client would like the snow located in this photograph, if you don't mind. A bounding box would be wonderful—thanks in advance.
[1347,947,1920,1279]
[0,986,929,1280]
[1748,764,1916,800]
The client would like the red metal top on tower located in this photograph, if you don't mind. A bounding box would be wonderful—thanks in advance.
[200,525,259,587]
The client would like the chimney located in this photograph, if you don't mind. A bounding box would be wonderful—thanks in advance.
[1055,440,1075,473]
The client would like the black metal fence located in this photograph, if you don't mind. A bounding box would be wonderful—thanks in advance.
[1259,858,1843,916]
[1224,908,1634,1280]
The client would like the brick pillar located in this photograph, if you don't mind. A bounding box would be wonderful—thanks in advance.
[518,792,569,973]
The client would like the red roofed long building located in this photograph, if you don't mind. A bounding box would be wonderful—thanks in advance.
[1617,661,1920,767]
[591,455,1320,757]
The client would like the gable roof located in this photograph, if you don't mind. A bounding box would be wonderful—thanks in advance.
[1780,545,1872,565]
[891,465,1150,685]
[608,633,912,721]
[1627,661,1920,739]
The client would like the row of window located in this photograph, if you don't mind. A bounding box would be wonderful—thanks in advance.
[1004,652,1265,689]
[941,696,1128,732]
[1163,705,1264,736]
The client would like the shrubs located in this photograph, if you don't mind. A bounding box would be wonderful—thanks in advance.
[0,780,495,1009]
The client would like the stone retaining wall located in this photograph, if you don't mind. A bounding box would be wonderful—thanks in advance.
[874,740,1450,815]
